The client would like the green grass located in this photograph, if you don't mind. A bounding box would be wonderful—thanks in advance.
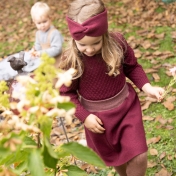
[1,1,176,175]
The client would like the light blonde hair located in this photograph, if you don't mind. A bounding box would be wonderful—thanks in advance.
[31,2,50,21]
[59,0,125,78]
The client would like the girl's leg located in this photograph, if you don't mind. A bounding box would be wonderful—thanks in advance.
[114,152,147,176]
[126,152,147,176]
[114,163,127,176]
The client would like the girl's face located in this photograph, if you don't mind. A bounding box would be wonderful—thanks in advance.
[33,16,51,32]
[75,36,103,57]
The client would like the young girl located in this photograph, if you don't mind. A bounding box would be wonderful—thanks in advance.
[30,2,63,59]
[59,0,164,175]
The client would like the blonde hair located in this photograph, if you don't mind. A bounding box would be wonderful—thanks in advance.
[31,2,50,21]
[59,0,125,78]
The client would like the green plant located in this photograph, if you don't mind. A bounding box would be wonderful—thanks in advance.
[0,54,105,176]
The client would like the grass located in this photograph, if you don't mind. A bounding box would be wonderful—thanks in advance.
[0,0,176,175]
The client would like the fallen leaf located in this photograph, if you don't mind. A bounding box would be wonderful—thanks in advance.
[162,101,174,110]
[142,116,154,121]
[158,118,167,125]
[152,73,160,82]
[141,101,152,110]
[140,40,151,49]
[160,152,166,160]
[167,155,173,160]
[147,136,161,145]
[155,33,165,39]
[144,68,158,74]
[150,148,158,156]
[147,161,157,168]
[167,118,173,123]
[155,168,172,176]
[165,125,174,130]
[166,96,176,103]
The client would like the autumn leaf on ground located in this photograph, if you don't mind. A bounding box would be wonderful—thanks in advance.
[134,49,142,58]
[160,152,166,160]
[140,40,151,49]
[150,148,158,156]
[147,161,157,168]
[152,73,160,82]
[162,101,175,110]
[144,68,158,74]
[156,117,167,125]
[165,125,174,130]
[142,116,154,121]
[141,101,152,110]
[166,96,176,102]
[147,136,161,145]
[155,168,172,176]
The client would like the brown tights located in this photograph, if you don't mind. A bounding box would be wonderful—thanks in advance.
[114,152,147,176]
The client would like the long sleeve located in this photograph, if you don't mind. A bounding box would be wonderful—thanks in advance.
[122,38,150,89]
[60,33,150,122]
[34,27,64,58]
[40,30,63,57]
[60,79,91,122]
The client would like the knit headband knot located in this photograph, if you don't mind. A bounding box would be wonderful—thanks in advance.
[66,9,108,40]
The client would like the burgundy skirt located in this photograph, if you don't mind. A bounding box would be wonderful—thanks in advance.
[82,83,148,166]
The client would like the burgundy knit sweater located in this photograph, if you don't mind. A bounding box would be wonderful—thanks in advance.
[60,34,149,122]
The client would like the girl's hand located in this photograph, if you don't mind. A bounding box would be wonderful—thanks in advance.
[142,83,165,101]
[84,114,105,133]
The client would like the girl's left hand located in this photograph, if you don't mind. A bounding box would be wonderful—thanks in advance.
[142,83,165,101]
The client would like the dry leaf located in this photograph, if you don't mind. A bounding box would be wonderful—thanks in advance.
[166,96,176,103]
[172,88,176,93]
[150,148,158,156]
[155,33,165,39]
[142,116,154,121]
[162,101,175,111]
[167,155,173,160]
[151,59,159,64]
[160,152,166,160]
[155,168,172,176]
[165,70,172,77]
[147,161,157,168]
[134,49,142,58]
[147,136,161,145]
[153,51,162,56]
[144,68,158,74]
[167,118,173,123]
[141,101,152,110]
[141,41,151,49]
[152,73,160,82]
[158,118,167,125]
[165,125,174,130]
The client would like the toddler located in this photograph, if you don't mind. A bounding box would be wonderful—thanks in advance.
[30,2,63,59]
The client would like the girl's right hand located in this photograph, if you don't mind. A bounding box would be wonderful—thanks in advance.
[84,114,105,133]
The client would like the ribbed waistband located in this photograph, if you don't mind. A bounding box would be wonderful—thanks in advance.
[80,83,129,112]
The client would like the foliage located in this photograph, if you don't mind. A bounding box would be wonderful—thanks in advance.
[1,0,176,175]
[162,67,176,98]
[0,54,105,176]
[0,81,10,109]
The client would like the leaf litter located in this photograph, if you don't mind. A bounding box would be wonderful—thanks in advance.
[1,0,176,175]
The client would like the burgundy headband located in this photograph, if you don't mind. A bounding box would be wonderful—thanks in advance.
[66,9,108,40]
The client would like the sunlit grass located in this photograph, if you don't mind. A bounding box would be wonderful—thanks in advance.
[0,1,176,175]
